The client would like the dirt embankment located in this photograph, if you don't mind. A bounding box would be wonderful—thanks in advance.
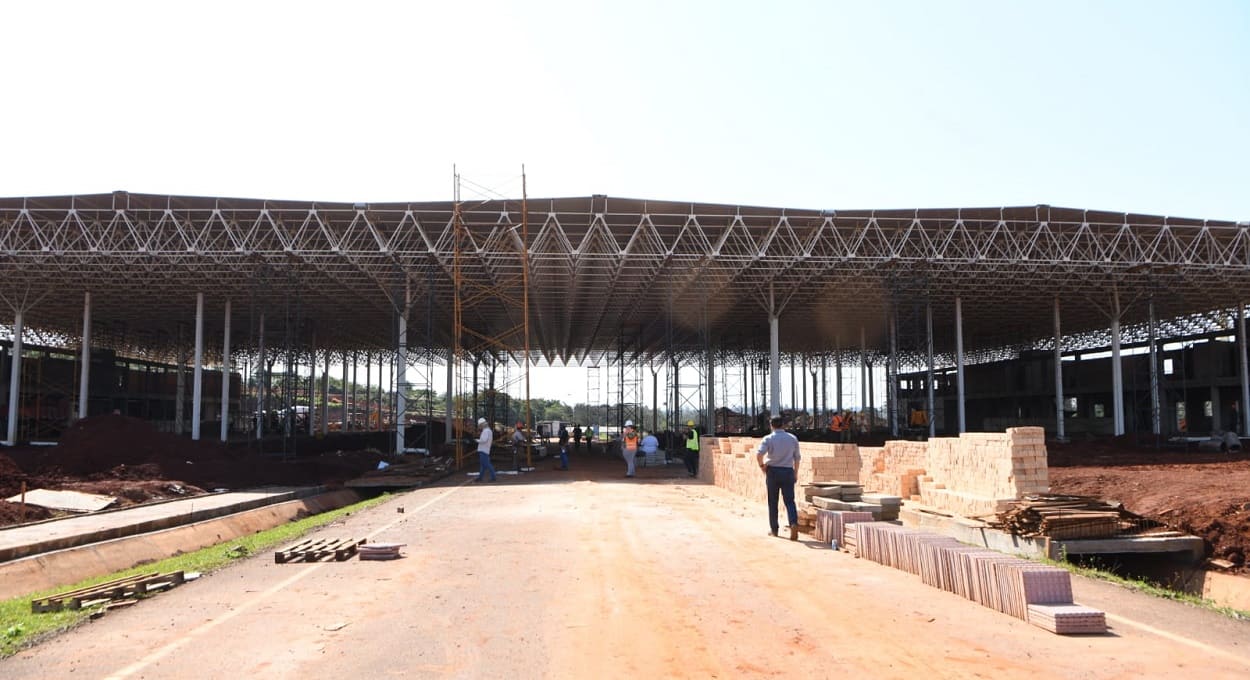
[1047,438,1250,569]
[0,414,386,527]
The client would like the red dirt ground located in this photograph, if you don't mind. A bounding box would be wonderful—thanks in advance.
[0,414,386,527]
[1047,437,1250,571]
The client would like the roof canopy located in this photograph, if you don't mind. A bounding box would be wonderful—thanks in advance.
[1,192,1246,365]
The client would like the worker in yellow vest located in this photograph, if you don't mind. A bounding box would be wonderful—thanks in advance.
[684,420,700,477]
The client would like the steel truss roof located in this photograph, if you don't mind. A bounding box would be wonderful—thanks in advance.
[0,192,1246,366]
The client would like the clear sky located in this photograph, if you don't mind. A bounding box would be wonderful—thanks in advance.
[2,1,1247,407]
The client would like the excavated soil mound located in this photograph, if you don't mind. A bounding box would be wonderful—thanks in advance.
[1048,438,1250,571]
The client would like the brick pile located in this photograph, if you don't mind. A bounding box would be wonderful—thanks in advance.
[701,426,1049,523]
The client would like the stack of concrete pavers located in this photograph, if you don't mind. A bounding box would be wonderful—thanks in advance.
[813,509,875,546]
[861,493,902,521]
[850,522,1105,635]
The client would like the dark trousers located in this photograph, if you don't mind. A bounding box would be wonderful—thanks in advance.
[766,466,798,532]
[684,449,699,476]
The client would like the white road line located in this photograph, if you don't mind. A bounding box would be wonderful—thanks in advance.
[1105,612,1250,668]
[102,481,468,680]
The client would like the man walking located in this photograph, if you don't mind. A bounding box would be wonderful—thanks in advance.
[621,420,640,478]
[476,417,497,483]
[756,416,801,540]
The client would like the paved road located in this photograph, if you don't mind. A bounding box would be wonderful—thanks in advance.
[4,456,1249,679]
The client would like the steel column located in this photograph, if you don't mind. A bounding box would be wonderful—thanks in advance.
[397,307,407,453]
[340,351,349,433]
[220,300,231,442]
[445,347,454,443]
[769,315,780,417]
[1054,297,1065,441]
[888,309,898,436]
[364,352,372,431]
[926,301,935,439]
[191,292,204,441]
[5,311,23,445]
[1148,299,1161,436]
[351,352,358,431]
[1239,301,1250,436]
[955,296,966,434]
[860,327,867,428]
[256,312,265,439]
[306,335,316,437]
[78,292,91,420]
[321,349,330,437]
[1111,290,1124,436]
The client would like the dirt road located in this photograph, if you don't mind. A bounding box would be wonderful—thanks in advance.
[4,456,1250,679]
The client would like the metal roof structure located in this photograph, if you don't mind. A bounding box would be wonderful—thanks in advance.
[1,192,1247,366]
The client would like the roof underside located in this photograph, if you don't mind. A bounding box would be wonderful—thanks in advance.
[0,192,1247,367]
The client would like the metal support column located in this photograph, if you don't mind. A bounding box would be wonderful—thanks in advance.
[888,310,898,437]
[191,292,204,441]
[340,351,349,432]
[955,296,966,434]
[1148,299,1161,436]
[256,312,265,439]
[320,349,329,437]
[307,335,316,437]
[1239,301,1250,436]
[769,317,780,417]
[1054,297,1065,441]
[351,352,358,431]
[859,327,867,428]
[220,300,231,442]
[78,292,91,420]
[835,343,842,413]
[5,311,23,445]
[1111,290,1125,436]
[445,347,454,443]
[396,306,408,453]
[926,301,935,439]
[364,352,372,431]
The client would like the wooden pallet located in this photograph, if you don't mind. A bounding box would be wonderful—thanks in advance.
[32,571,185,613]
[275,537,366,563]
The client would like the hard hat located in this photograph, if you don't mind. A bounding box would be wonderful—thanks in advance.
[477,417,487,426]
[624,420,634,427]
[686,420,694,427]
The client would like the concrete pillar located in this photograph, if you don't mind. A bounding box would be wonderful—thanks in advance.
[860,326,868,428]
[835,345,843,413]
[364,352,372,431]
[191,292,204,441]
[820,355,828,424]
[397,309,408,453]
[307,338,316,437]
[926,300,935,439]
[1240,301,1250,436]
[78,292,91,420]
[1054,297,1065,441]
[351,352,358,432]
[1211,385,1222,432]
[5,311,23,445]
[376,354,384,436]
[220,300,231,442]
[705,330,716,433]
[955,296,966,434]
[1149,299,1161,435]
[1111,290,1124,436]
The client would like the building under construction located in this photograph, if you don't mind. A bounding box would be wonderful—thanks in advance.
[2,191,1249,450]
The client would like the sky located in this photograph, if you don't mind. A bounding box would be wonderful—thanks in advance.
[2,1,1248,408]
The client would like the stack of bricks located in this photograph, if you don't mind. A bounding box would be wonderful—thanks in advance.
[702,427,1049,522]
[916,428,1049,518]
[858,440,927,497]
[699,437,863,531]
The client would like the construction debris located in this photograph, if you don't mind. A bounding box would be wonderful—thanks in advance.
[4,488,117,513]
[345,457,450,489]
[274,537,365,563]
[32,571,185,613]
[358,542,405,560]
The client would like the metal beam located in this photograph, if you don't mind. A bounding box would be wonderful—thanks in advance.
[1054,297,1065,441]
[220,299,231,442]
[78,292,91,420]
[1111,289,1124,436]
[5,311,23,445]
[191,292,204,441]
[955,296,966,434]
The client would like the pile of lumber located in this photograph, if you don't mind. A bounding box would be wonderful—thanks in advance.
[994,494,1159,540]
[846,522,1105,635]
[346,456,451,489]
[32,571,186,613]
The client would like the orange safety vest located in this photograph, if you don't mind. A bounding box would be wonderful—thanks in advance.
[830,415,845,432]
[623,431,639,452]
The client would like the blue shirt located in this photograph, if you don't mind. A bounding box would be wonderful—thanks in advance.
[756,429,801,468]
[641,434,659,454]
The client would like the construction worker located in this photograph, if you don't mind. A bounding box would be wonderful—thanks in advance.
[511,421,528,472]
[757,416,801,540]
[830,412,846,441]
[621,420,640,478]
[572,423,583,452]
[475,418,497,483]
[684,420,700,477]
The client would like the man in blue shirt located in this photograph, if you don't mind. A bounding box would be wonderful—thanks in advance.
[756,416,801,540]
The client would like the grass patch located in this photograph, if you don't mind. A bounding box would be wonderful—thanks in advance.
[0,491,393,658]
[1043,556,1250,621]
